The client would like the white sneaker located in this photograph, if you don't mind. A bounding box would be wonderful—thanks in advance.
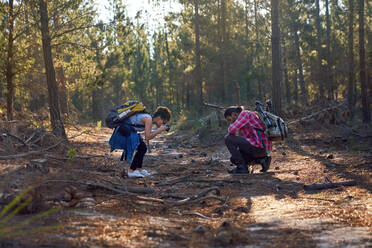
[128,170,145,178]
[139,169,151,177]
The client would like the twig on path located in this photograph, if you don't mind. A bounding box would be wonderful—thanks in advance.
[0,137,67,159]
[6,132,27,146]
[45,154,106,161]
[155,174,195,186]
[67,130,90,140]
[303,180,357,191]
[170,195,226,206]
[36,179,154,195]
[183,211,211,220]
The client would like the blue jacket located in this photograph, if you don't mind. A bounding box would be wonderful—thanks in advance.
[109,125,140,163]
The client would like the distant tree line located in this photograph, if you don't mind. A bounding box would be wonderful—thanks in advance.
[0,0,371,137]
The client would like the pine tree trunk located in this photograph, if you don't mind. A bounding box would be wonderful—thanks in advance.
[347,0,355,111]
[56,66,69,117]
[290,8,307,105]
[315,0,324,102]
[325,0,333,100]
[271,0,281,114]
[54,15,69,117]
[245,0,251,103]
[254,0,263,101]
[6,0,14,121]
[293,69,298,104]
[283,43,291,104]
[358,0,371,122]
[39,0,66,138]
[194,0,203,111]
[218,0,227,103]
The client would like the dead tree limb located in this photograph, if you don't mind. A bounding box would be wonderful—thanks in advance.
[5,132,27,146]
[288,102,347,126]
[183,211,211,220]
[156,174,195,186]
[45,154,106,161]
[0,138,66,160]
[303,180,357,191]
[170,195,226,206]
[203,102,226,110]
[37,179,154,195]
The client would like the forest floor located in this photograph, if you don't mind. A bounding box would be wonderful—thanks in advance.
[0,120,371,247]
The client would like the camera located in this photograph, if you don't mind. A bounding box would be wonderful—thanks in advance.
[165,123,171,132]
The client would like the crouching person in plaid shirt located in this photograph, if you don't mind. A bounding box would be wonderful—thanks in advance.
[224,106,272,174]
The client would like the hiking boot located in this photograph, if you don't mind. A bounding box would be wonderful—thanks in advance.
[260,156,272,172]
[228,164,250,174]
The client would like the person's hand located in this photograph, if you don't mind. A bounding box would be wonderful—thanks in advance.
[159,125,169,132]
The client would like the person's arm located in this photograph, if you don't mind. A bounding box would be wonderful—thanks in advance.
[143,117,168,141]
[227,111,249,135]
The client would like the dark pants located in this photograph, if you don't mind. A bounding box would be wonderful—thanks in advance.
[130,138,147,170]
[225,134,266,165]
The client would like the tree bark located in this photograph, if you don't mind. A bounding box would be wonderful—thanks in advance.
[245,0,251,103]
[39,0,67,138]
[54,15,69,117]
[218,0,227,103]
[347,0,355,112]
[282,42,291,104]
[325,0,333,100]
[271,0,282,114]
[255,0,263,101]
[194,0,203,112]
[290,7,307,105]
[315,0,324,102]
[358,0,371,122]
[293,69,298,104]
[56,66,69,117]
[6,0,14,121]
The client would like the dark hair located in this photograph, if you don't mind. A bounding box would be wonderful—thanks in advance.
[224,106,243,118]
[153,106,171,122]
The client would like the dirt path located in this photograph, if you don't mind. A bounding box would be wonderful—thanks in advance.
[0,125,371,247]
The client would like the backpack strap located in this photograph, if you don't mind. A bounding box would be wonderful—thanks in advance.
[254,128,266,150]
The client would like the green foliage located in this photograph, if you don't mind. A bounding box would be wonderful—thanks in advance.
[67,147,77,161]
[1,0,369,123]
[0,188,61,240]
[96,120,102,130]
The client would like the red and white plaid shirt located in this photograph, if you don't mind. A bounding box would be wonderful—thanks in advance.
[228,110,273,151]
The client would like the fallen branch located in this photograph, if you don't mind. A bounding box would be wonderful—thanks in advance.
[37,179,154,195]
[45,154,106,161]
[303,180,357,191]
[0,138,66,160]
[183,211,211,220]
[156,174,195,186]
[288,102,346,126]
[24,131,37,144]
[170,195,225,206]
[0,150,42,160]
[6,133,27,146]
[203,102,226,110]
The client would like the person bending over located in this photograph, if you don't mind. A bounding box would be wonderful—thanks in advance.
[109,106,171,178]
[224,106,272,174]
